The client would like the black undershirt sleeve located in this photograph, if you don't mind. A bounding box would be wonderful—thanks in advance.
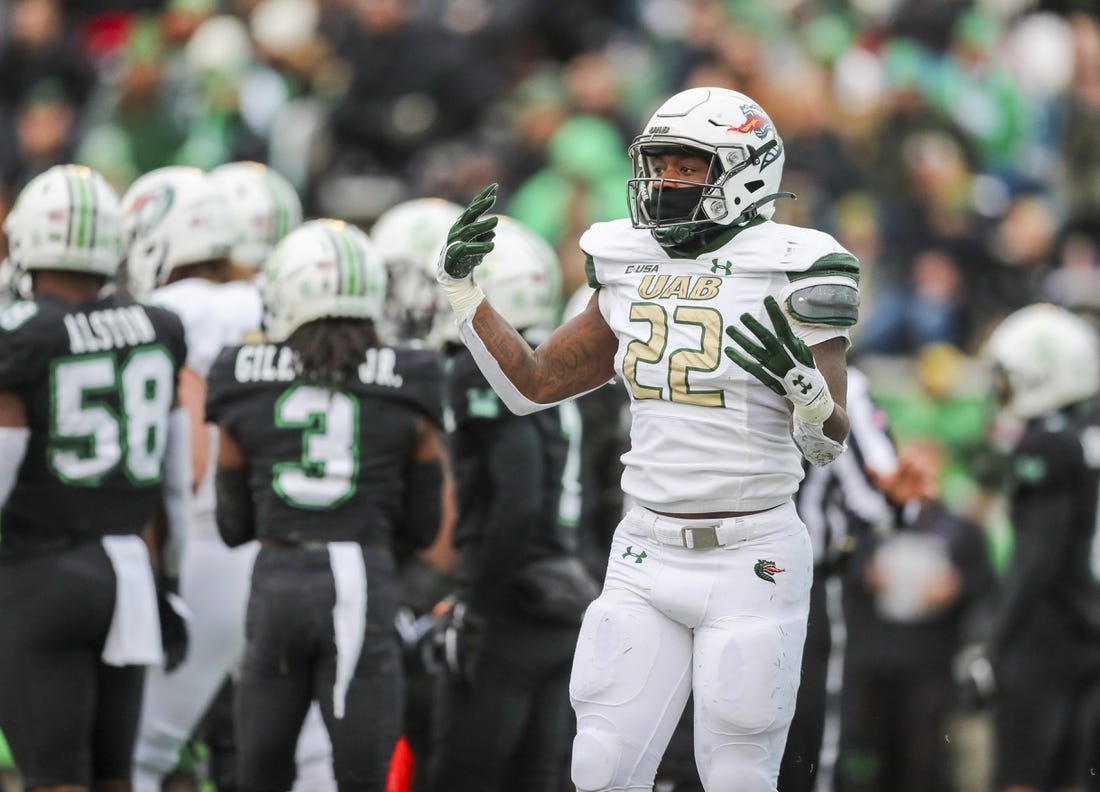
[465,419,544,614]
[400,458,444,550]
[215,467,256,548]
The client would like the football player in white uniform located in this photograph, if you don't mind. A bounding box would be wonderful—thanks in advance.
[435,87,857,791]
[125,164,333,792]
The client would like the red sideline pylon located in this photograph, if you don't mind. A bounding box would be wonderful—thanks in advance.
[385,735,415,792]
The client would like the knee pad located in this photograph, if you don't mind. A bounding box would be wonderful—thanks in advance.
[695,616,800,736]
[569,592,661,707]
[570,715,620,792]
[703,742,774,792]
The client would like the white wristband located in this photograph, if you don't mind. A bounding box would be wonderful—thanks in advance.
[792,384,835,425]
[441,279,485,320]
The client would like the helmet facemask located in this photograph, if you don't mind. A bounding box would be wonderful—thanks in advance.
[628,138,785,235]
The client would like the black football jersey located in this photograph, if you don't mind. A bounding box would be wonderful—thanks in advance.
[998,403,1100,658]
[0,294,187,557]
[205,342,444,544]
[448,346,580,599]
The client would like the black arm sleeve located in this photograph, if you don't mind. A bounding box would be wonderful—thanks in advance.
[464,419,544,613]
[215,467,256,548]
[992,481,1075,654]
[400,458,444,550]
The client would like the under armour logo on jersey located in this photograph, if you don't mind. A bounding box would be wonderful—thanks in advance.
[622,546,648,564]
[754,559,785,584]
[791,375,812,394]
[709,259,733,276]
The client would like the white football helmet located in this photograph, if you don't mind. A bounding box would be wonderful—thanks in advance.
[4,164,124,284]
[208,161,303,269]
[261,218,388,342]
[984,303,1100,419]
[371,197,463,342]
[121,166,236,297]
[431,215,561,348]
[627,87,790,235]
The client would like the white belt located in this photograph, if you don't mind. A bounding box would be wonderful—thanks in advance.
[627,502,795,550]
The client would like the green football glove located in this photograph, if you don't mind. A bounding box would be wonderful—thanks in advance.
[436,184,499,316]
[724,296,835,424]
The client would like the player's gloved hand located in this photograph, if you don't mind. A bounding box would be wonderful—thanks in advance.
[156,580,191,673]
[432,601,484,687]
[724,296,835,425]
[955,643,997,711]
[436,183,499,318]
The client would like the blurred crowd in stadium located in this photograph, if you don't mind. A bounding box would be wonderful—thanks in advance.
[0,0,1099,790]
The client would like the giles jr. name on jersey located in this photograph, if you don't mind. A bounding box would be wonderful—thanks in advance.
[234,344,405,387]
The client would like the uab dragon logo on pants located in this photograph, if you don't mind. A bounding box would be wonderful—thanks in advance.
[754,559,785,584]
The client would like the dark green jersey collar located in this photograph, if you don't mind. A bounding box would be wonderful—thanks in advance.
[654,216,766,259]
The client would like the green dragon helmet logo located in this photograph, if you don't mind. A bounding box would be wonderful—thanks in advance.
[754,559,785,584]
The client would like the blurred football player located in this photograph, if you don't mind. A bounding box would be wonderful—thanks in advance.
[371,197,463,791]
[0,165,189,792]
[428,216,597,792]
[205,219,448,791]
[984,304,1100,792]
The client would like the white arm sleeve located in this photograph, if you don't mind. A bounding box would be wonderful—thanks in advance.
[160,408,192,579]
[455,311,609,416]
[0,427,29,506]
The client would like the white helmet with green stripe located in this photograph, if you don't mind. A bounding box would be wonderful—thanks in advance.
[3,164,124,280]
[261,218,388,342]
[121,166,236,297]
[209,161,303,269]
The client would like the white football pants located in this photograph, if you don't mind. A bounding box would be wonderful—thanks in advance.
[133,526,335,792]
[569,502,812,792]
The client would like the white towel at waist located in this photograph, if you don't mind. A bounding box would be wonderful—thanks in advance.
[100,534,163,667]
[328,542,366,719]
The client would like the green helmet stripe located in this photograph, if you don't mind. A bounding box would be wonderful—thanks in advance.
[63,169,76,249]
[73,170,92,250]
[321,225,344,295]
[337,226,360,295]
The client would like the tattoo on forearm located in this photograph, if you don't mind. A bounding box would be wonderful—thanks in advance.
[472,301,617,400]
[474,313,519,364]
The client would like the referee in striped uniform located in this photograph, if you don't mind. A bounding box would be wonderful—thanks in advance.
[779,366,898,792]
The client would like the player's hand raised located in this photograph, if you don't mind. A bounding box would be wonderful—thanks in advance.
[438,184,498,282]
[724,296,834,425]
[436,184,499,318]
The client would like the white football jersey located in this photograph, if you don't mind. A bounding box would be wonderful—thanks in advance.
[150,278,263,524]
[582,218,857,514]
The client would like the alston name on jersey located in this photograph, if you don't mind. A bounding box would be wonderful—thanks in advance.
[63,305,158,354]
[234,344,405,388]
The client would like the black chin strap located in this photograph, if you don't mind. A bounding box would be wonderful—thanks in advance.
[733,191,797,225]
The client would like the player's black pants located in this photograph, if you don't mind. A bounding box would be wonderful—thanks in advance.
[236,543,402,792]
[835,668,955,792]
[0,540,145,788]
[428,613,577,792]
